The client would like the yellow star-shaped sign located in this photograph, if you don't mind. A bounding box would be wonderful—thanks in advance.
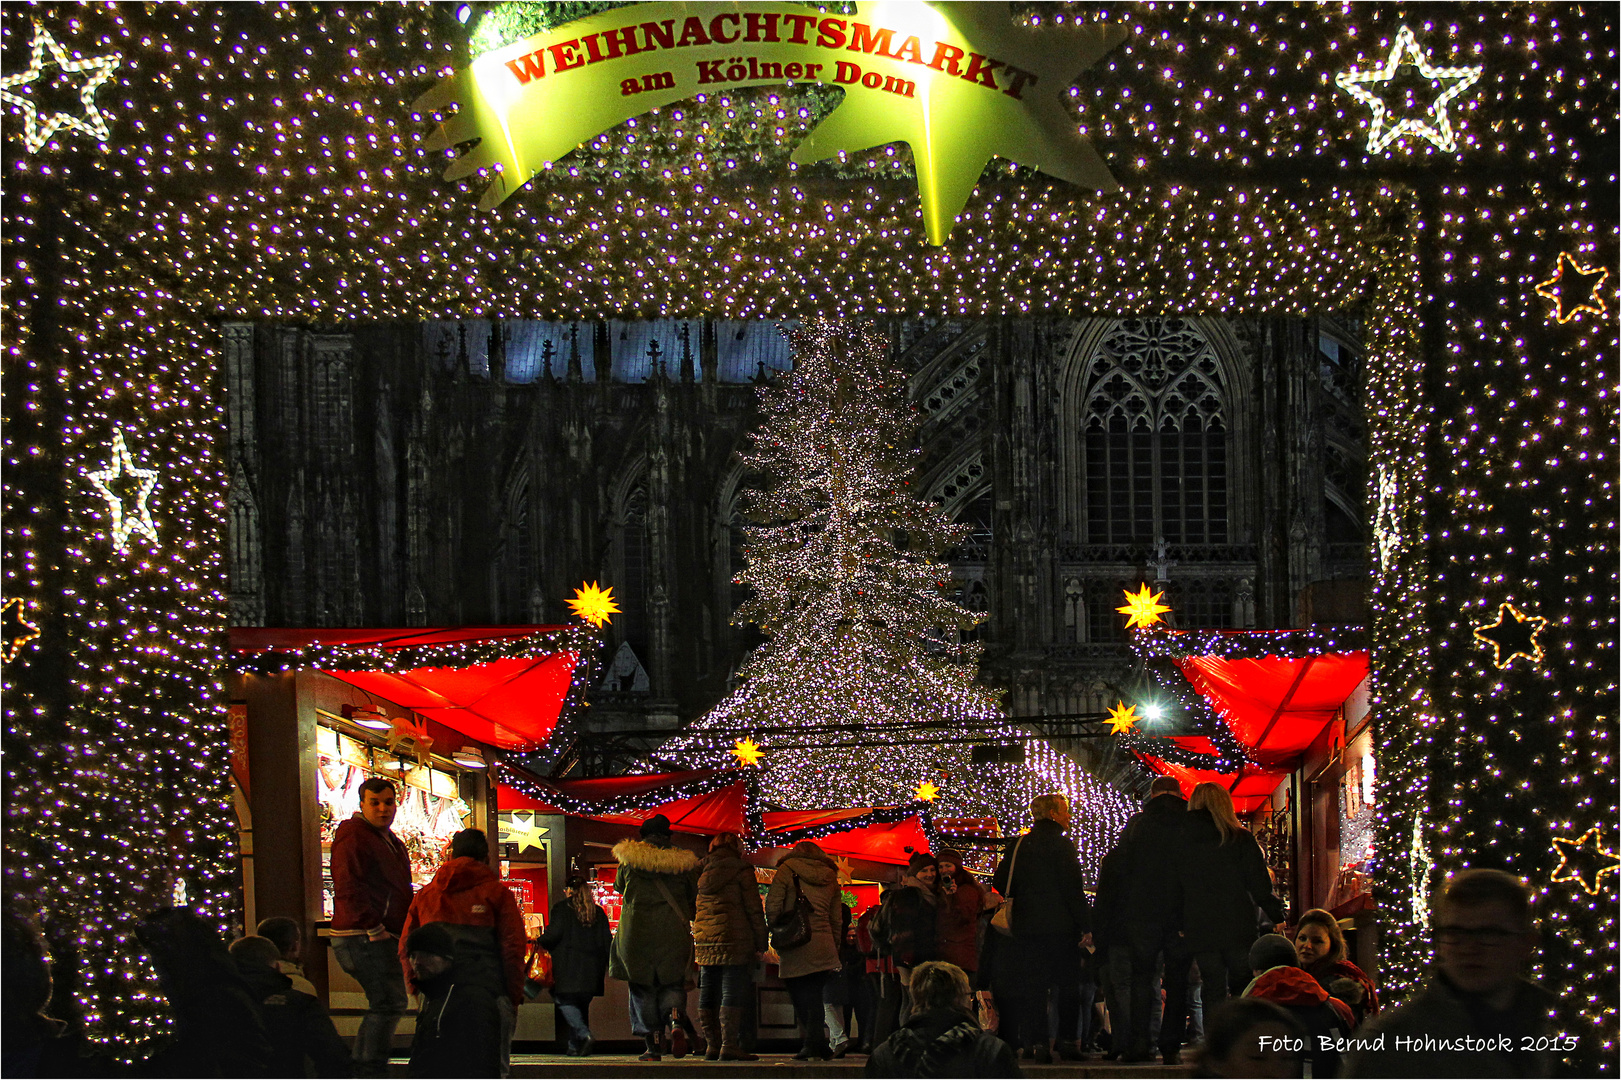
[86,430,160,553]
[416,1,1125,244]
[1549,826,1619,896]
[499,810,550,854]
[3,598,42,663]
[1472,602,1549,670]
[0,24,121,154]
[1105,701,1140,735]
[1534,252,1610,324]
[914,780,940,802]
[567,581,621,627]
[835,856,855,884]
[732,737,764,767]
[1117,583,1172,630]
[1334,25,1482,154]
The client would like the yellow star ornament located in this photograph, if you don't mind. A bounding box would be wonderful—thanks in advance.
[1535,252,1610,324]
[1105,701,1140,735]
[416,1,1125,244]
[1,24,121,154]
[567,581,621,627]
[86,430,160,553]
[1549,826,1619,896]
[732,737,764,767]
[1117,584,1172,630]
[499,810,550,854]
[1334,25,1482,155]
[1472,603,1549,670]
[914,781,940,802]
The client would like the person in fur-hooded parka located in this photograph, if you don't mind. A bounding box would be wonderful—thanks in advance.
[608,824,701,988]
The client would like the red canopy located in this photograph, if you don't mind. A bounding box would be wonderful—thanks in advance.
[496,767,934,864]
[497,769,750,835]
[762,811,932,865]
[231,626,580,752]
[1136,737,1290,815]
[1175,651,1369,768]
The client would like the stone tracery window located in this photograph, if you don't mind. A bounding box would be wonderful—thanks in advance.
[1081,318,1229,545]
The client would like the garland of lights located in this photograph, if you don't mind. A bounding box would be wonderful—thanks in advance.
[232,624,604,772]
[1,3,1612,1068]
[1131,626,1370,662]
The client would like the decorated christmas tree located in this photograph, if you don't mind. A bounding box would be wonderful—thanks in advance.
[657,321,1133,864]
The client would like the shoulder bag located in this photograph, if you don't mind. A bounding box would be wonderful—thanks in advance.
[768,868,815,951]
[989,836,1024,937]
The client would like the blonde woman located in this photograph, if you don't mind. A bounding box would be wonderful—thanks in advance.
[1181,783,1285,1011]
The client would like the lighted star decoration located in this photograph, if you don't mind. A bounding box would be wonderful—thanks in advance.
[499,810,550,854]
[2,598,42,663]
[85,430,160,552]
[0,24,121,154]
[1472,602,1550,670]
[1105,701,1140,735]
[1534,252,1610,324]
[1117,583,1172,630]
[732,737,764,767]
[835,856,856,884]
[1549,826,1620,896]
[1334,25,1482,154]
[914,780,940,802]
[567,581,621,627]
[417,1,1126,244]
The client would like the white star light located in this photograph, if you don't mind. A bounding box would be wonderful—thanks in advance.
[86,430,160,552]
[0,24,121,154]
[1335,25,1482,154]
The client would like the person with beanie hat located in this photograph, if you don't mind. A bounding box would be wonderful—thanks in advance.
[1241,934,1353,1078]
[878,852,940,1026]
[405,923,501,1077]
[934,849,987,975]
[609,816,700,1060]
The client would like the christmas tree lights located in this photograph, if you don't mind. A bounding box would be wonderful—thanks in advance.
[0,1,1611,1067]
[652,320,1135,876]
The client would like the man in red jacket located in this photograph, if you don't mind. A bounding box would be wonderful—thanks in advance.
[330,777,413,1077]
[399,828,527,1077]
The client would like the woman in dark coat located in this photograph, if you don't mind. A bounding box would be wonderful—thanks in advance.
[1292,908,1379,1029]
[539,876,613,1057]
[1179,784,1285,1011]
[692,832,766,1061]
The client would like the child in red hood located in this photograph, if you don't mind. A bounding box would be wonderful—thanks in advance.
[1242,934,1353,1078]
[398,829,527,1075]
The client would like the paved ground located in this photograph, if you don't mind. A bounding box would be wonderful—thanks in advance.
[426,1051,1197,1077]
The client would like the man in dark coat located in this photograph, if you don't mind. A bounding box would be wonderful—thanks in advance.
[230,935,352,1077]
[1348,870,1561,1078]
[1091,847,1128,1059]
[405,923,501,1078]
[866,961,1021,1078]
[1114,776,1195,1065]
[991,793,1090,1064]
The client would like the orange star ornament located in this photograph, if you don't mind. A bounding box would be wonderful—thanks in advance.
[567,581,621,627]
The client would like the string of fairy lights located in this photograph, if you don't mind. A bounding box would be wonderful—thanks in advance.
[1,0,1613,1065]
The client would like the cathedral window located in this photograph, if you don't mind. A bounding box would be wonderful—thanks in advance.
[1080,318,1229,545]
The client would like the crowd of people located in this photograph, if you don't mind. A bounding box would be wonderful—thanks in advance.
[3,774,1570,1078]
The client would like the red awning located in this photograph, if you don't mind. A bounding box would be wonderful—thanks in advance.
[1136,736,1290,815]
[231,626,580,752]
[1175,651,1369,768]
[497,770,749,836]
[762,810,932,866]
